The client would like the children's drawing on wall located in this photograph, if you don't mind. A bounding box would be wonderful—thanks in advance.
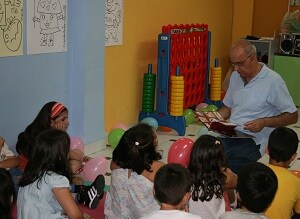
[105,0,123,47]
[27,0,67,55]
[0,0,23,57]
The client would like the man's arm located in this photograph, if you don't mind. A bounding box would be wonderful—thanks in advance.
[244,111,298,133]
[217,105,231,120]
[264,111,298,127]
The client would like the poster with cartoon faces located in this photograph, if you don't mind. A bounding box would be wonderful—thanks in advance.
[105,0,123,47]
[0,0,23,57]
[27,0,67,54]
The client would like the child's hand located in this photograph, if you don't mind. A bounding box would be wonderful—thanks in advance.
[52,120,67,131]
[51,111,69,131]
[83,156,92,163]
[70,159,82,174]
[83,213,94,219]
[0,137,4,149]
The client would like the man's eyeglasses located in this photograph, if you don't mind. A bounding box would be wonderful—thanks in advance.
[230,54,253,67]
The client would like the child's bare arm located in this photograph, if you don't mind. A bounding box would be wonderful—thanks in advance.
[53,187,84,219]
[83,213,93,219]
[70,149,91,162]
[0,155,19,169]
[0,138,19,169]
[0,137,4,148]
[225,167,237,189]
[110,160,119,170]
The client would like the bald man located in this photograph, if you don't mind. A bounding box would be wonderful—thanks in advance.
[217,39,298,174]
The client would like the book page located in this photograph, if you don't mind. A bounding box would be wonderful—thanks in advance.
[194,111,228,128]
[194,110,254,138]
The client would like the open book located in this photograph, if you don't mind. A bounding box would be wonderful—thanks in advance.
[194,111,254,138]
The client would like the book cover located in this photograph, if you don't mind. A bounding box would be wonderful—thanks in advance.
[194,111,254,138]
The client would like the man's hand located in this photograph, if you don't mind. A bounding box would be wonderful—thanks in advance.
[244,118,266,133]
[217,105,231,120]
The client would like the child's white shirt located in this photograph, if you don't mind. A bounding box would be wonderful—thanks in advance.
[219,209,267,219]
[189,193,225,219]
[140,210,202,219]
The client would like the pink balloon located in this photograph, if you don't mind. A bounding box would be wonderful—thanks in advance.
[167,138,194,167]
[112,123,129,131]
[83,156,108,182]
[70,137,85,152]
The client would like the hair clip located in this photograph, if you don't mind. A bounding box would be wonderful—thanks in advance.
[215,140,220,145]
[135,141,139,146]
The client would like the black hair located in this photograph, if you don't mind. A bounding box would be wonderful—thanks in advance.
[0,168,14,219]
[268,127,299,162]
[154,163,192,206]
[237,162,278,213]
[16,101,68,159]
[187,135,227,202]
[112,123,162,174]
[19,129,71,187]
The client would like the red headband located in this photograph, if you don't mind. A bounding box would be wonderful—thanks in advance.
[51,102,66,119]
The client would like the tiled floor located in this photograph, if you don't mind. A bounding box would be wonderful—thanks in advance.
[86,110,300,186]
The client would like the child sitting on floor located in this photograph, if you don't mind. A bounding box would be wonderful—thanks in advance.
[15,101,100,197]
[17,129,104,218]
[16,101,90,174]
[105,123,165,218]
[264,127,300,219]
[141,163,202,219]
[220,162,278,219]
[187,135,237,219]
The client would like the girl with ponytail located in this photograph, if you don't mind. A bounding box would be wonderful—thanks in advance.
[105,123,165,219]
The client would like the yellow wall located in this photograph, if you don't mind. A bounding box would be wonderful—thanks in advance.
[231,0,254,43]
[104,0,234,131]
[252,0,289,37]
[231,0,293,44]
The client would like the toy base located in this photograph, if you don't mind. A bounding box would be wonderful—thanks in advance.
[139,111,186,136]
